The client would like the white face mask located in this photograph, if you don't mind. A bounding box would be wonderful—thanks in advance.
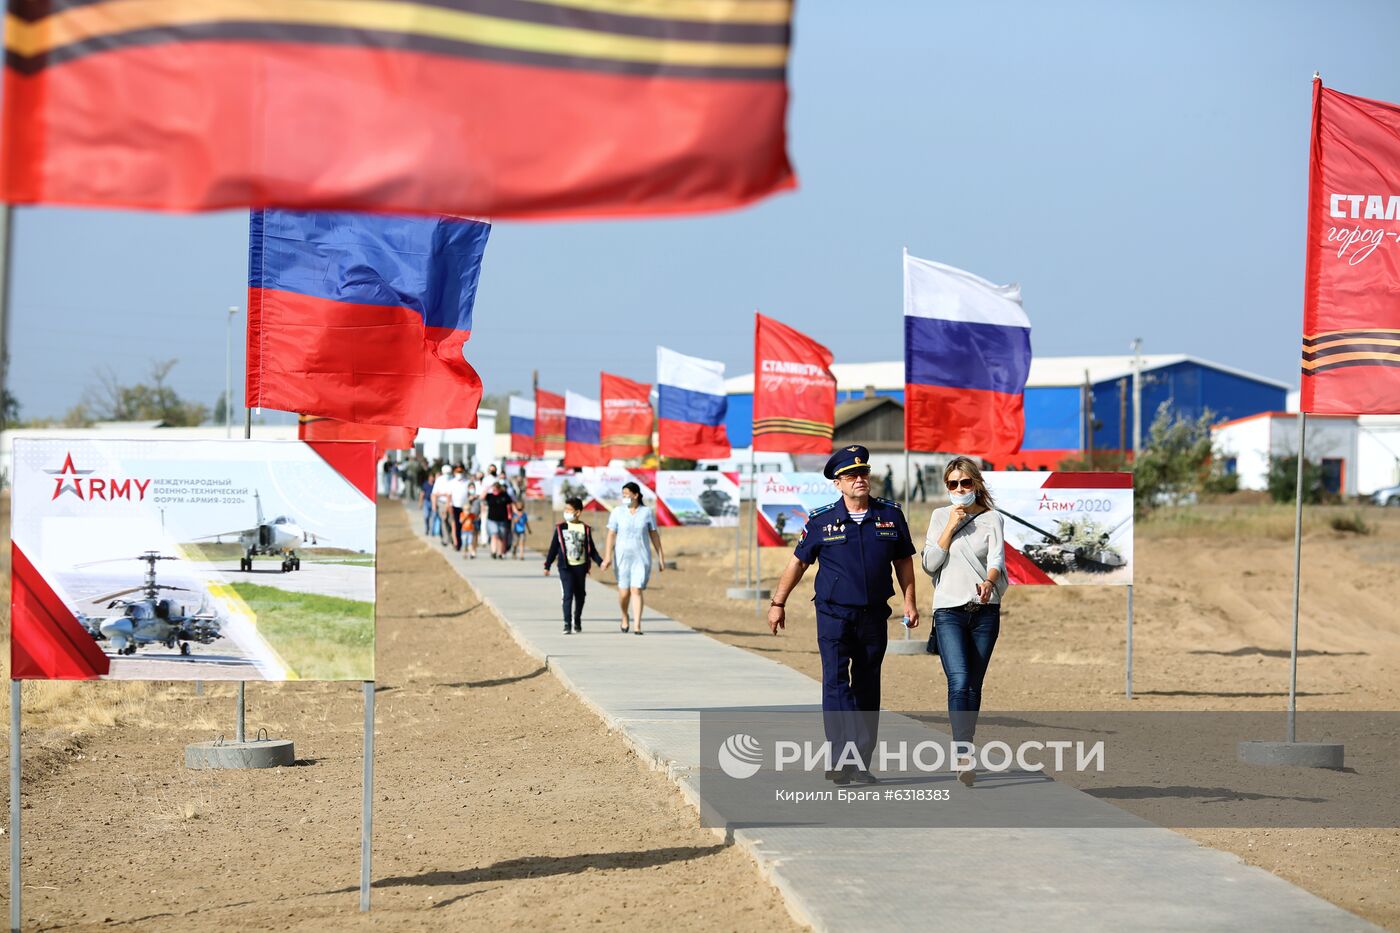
[563,511,578,522]
[950,490,977,507]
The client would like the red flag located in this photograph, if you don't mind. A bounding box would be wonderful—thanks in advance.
[600,373,653,461]
[753,313,836,454]
[2,2,794,219]
[1301,81,1400,415]
[535,389,565,457]
[298,416,416,460]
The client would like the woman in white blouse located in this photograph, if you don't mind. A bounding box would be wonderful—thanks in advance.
[921,457,1006,787]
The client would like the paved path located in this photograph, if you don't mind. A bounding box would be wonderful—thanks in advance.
[417,512,1374,931]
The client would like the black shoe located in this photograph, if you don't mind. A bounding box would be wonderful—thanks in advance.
[573,624,582,632]
[563,628,573,634]
[851,770,880,785]
[825,769,852,785]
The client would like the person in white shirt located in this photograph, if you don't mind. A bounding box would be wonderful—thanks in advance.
[921,456,1006,787]
[430,465,454,548]
[448,466,473,552]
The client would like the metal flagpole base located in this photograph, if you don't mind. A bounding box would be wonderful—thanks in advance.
[726,586,770,600]
[185,736,295,769]
[1238,740,1343,769]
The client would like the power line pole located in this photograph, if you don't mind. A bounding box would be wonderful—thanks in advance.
[1131,338,1144,457]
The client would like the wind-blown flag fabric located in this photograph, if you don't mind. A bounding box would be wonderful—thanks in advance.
[1301,80,1400,415]
[297,415,417,459]
[509,397,536,457]
[535,389,566,457]
[601,372,653,460]
[903,250,1031,455]
[2,0,796,219]
[753,313,835,454]
[657,347,730,460]
[247,209,490,429]
[565,391,605,468]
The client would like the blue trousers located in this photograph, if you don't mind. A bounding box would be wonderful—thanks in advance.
[933,604,1001,743]
[815,602,889,770]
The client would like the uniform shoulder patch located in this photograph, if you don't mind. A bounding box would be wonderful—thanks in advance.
[808,502,837,517]
[873,496,902,510]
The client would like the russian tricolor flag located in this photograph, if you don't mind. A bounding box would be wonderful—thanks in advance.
[509,396,535,458]
[903,250,1031,455]
[246,209,490,428]
[564,391,605,468]
[657,347,731,460]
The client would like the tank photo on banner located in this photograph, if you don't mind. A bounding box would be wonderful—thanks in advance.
[654,471,741,527]
[10,439,377,682]
[984,472,1134,585]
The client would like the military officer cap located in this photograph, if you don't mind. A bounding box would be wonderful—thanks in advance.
[824,445,872,480]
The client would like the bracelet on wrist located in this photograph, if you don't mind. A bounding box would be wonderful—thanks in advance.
[770,601,785,608]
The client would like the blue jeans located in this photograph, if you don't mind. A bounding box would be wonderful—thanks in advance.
[933,604,1001,744]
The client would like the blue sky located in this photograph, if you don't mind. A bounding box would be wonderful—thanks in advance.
[9,0,1400,421]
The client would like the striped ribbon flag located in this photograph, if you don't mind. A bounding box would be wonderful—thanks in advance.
[2,0,796,219]
[753,312,835,454]
[600,372,653,460]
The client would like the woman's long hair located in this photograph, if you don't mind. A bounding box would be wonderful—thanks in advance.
[942,457,995,511]
[621,481,644,505]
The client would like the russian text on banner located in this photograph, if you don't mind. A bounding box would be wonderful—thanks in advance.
[753,312,835,454]
[298,415,417,460]
[565,391,606,468]
[246,209,489,429]
[509,396,536,458]
[2,1,796,219]
[657,346,731,460]
[1300,80,1400,415]
[600,372,653,460]
[903,250,1031,455]
[535,389,566,457]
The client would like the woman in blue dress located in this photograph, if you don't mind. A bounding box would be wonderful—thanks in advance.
[602,481,666,634]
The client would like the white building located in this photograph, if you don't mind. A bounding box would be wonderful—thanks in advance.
[1211,412,1360,497]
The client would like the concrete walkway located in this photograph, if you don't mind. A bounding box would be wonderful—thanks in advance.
[420,516,1373,931]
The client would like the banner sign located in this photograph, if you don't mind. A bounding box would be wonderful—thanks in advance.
[654,471,741,527]
[552,467,658,516]
[754,469,1133,586]
[523,459,560,500]
[983,472,1134,585]
[756,472,835,547]
[10,439,376,681]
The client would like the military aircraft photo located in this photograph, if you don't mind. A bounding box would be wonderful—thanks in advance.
[193,490,320,572]
[73,551,221,656]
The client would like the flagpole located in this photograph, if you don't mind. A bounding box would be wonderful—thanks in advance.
[1287,410,1307,743]
[0,205,14,434]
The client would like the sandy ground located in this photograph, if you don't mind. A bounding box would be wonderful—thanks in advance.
[636,501,1400,931]
[0,505,804,931]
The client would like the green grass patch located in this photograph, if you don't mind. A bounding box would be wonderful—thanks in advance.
[228,583,374,681]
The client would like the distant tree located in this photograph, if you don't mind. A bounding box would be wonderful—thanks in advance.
[79,359,209,426]
[1,387,18,429]
[212,389,234,426]
[1132,403,1220,515]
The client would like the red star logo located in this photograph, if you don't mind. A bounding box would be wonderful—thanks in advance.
[46,452,95,500]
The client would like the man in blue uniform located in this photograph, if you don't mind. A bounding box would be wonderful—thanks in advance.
[767,445,920,785]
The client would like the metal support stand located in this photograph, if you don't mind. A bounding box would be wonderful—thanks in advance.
[237,680,246,743]
[1125,584,1134,699]
[361,681,375,911]
[10,681,21,933]
[1239,410,1343,769]
[727,450,769,601]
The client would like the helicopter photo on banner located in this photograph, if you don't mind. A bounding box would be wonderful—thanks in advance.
[10,438,376,681]
[984,472,1134,586]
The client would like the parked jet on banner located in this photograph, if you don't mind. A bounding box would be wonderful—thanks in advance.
[195,491,318,572]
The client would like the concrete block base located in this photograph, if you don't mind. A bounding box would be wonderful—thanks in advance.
[185,738,296,770]
[887,638,931,656]
[1238,740,1344,769]
[726,587,772,600]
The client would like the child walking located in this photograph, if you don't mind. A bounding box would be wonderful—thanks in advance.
[512,501,531,560]
[543,497,602,634]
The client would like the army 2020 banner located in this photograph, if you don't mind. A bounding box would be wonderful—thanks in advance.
[756,470,1133,585]
[10,439,376,681]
